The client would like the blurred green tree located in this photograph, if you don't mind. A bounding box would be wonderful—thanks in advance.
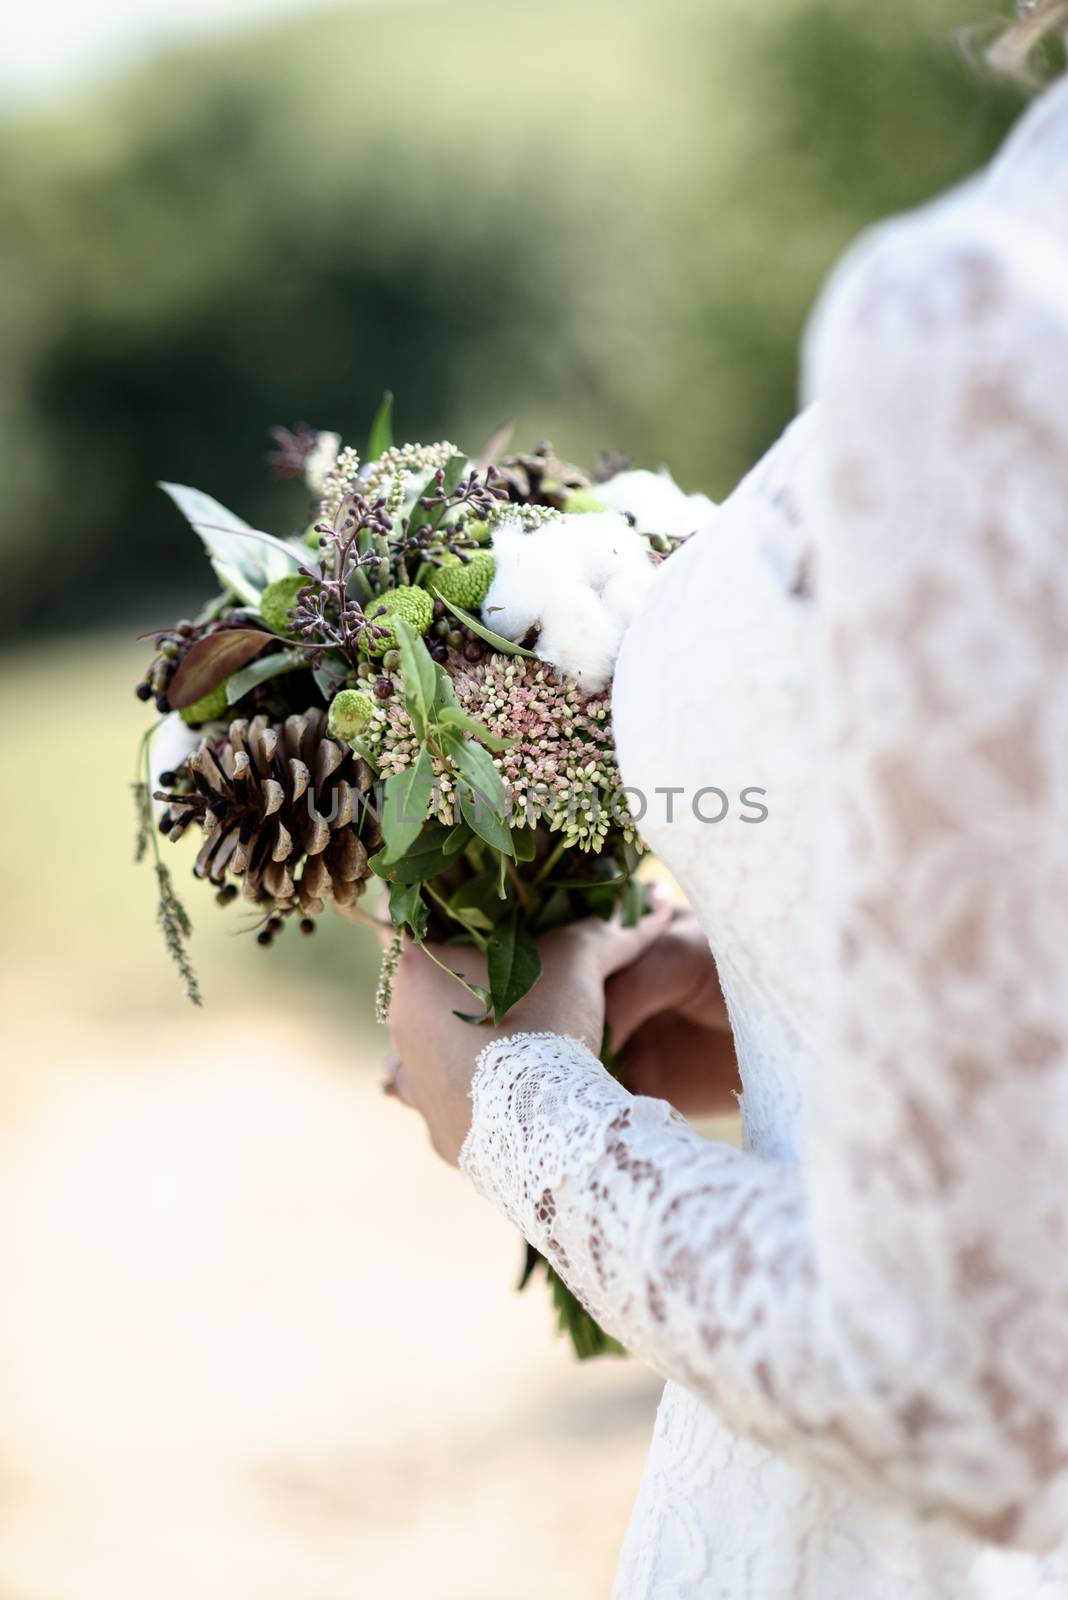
[0,0,1019,635]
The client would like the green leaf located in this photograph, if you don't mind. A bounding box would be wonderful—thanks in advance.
[449,868,504,924]
[433,664,458,712]
[511,825,537,863]
[442,823,470,856]
[392,615,437,740]
[166,629,272,709]
[441,452,467,497]
[580,882,621,921]
[159,483,301,603]
[438,595,537,658]
[366,391,394,460]
[487,910,542,1024]
[547,1264,625,1360]
[389,880,428,940]
[534,887,572,934]
[225,646,306,705]
[459,789,514,856]
[450,736,508,813]
[370,821,457,883]
[380,748,436,862]
[437,705,514,752]
[620,875,647,929]
[452,1003,492,1025]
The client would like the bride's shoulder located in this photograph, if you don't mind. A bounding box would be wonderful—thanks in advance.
[803,78,1068,410]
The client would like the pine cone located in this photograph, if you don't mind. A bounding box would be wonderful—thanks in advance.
[156,709,380,917]
[497,441,590,509]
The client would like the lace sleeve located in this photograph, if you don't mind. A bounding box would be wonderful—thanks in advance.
[462,197,1068,1554]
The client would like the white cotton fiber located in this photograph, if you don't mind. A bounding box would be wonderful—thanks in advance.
[484,511,657,691]
[595,467,716,538]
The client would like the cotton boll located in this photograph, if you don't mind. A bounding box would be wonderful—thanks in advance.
[485,511,656,690]
[560,511,651,588]
[536,585,622,692]
[596,467,716,538]
[481,517,557,644]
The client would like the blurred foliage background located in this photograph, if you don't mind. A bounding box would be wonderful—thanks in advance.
[0,5,1028,1596]
[1,0,1020,636]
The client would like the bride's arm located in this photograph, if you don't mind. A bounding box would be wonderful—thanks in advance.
[460,201,1068,1552]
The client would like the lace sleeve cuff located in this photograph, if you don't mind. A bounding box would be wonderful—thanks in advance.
[459,1031,634,1237]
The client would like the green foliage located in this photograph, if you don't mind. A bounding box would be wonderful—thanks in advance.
[392,613,437,736]
[436,705,513,752]
[366,390,395,461]
[158,483,301,604]
[178,680,229,724]
[547,1262,625,1360]
[380,747,437,862]
[0,0,1021,638]
[486,911,542,1024]
[425,551,496,610]
[437,596,537,658]
[561,489,608,515]
[364,587,435,655]
[259,574,306,636]
[226,645,305,703]
[327,687,375,741]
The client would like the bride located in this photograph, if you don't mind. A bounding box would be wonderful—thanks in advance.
[384,8,1068,1595]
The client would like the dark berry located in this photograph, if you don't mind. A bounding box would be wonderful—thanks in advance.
[267,915,284,934]
[374,677,394,700]
[256,930,273,947]
[158,770,177,788]
[135,680,153,702]
[430,641,449,664]
[215,885,238,906]
[176,619,194,635]
[299,918,316,937]
[154,693,170,713]
[158,812,172,833]
[463,641,483,663]
[432,599,446,621]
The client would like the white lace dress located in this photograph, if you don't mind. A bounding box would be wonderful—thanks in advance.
[460,78,1068,1599]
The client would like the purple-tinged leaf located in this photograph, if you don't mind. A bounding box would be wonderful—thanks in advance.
[167,630,272,709]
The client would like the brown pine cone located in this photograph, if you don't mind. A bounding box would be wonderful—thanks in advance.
[156,709,380,917]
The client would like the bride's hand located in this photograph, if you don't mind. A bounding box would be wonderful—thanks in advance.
[606,909,740,1119]
[385,904,672,1165]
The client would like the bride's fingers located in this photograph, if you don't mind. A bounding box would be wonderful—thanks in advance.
[605,927,724,1047]
[618,1016,740,1118]
[590,897,673,981]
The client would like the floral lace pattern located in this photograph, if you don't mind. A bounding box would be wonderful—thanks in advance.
[461,78,1068,1599]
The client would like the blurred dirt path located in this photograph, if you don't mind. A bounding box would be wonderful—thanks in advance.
[0,1011,660,1600]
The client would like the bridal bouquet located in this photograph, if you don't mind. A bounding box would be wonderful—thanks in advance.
[132,399,710,1356]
